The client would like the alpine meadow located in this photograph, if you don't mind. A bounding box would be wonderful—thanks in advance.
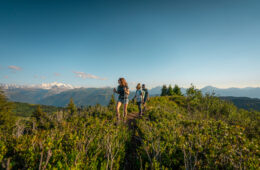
[1,0,260,169]
[0,85,259,169]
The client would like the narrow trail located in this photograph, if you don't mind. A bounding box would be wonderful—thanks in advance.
[123,113,142,170]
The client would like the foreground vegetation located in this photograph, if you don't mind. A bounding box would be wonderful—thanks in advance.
[1,91,131,169]
[137,86,259,169]
[0,86,259,169]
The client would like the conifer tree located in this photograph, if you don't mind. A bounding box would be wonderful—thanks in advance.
[31,105,51,129]
[167,85,174,96]
[67,98,77,116]
[161,85,168,96]
[31,105,45,122]
[108,94,116,107]
[173,84,182,96]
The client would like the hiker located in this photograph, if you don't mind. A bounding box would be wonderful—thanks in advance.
[133,83,143,116]
[113,78,130,123]
[142,84,149,112]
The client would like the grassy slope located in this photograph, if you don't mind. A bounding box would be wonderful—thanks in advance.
[12,102,61,117]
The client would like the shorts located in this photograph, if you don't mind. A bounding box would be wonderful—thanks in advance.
[118,98,129,104]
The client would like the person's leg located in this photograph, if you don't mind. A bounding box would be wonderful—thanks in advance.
[116,101,122,121]
[123,103,128,122]
[138,102,142,116]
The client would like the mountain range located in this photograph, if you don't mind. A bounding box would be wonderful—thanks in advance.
[0,82,74,90]
[149,85,260,98]
[1,83,260,108]
[201,86,260,99]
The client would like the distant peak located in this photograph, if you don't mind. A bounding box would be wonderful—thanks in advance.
[32,82,74,89]
[0,82,74,90]
[201,86,217,90]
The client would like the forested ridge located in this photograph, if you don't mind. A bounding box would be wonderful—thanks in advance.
[0,86,259,169]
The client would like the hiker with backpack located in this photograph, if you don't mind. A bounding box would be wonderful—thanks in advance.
[113,78,130,123]
[133,83,144,117]
[142,84,149,112]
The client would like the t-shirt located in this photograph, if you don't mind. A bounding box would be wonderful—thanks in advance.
[135,89,143,102]
[117,85,129,100]
[142,88,149,100]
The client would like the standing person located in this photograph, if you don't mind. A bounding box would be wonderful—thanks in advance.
[133,83,143,117]
[142,84,149,112]
[113,78,130,123]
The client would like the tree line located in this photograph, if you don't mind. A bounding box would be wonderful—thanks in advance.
[161,84,182,96]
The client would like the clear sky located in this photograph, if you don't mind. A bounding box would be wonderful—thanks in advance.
[1,0,260,89]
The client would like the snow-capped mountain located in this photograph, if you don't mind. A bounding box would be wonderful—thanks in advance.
[0,83,27,89]
[31,82,74,89]
[0,82,74,90]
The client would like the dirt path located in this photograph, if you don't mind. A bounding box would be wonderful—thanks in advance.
[123,113,142,170]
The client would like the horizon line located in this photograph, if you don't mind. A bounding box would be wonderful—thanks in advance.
[1,82,259,90]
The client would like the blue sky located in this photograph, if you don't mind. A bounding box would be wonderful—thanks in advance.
[0,0,260,89]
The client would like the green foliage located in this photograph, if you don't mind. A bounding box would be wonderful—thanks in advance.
[138,117,259,169]
[12,102,60,117]
[108,94,116,111]
[0,89,15,133]
[67,98,77,116]
[0,86,259,169]
[220,96,260,111]
[173,84,182,96]
[161,85,168,96]
[0,100,131,169]
[31,106,54,130]
[167,85,174,96]
[136,85,260,169]
[161,84,183,97]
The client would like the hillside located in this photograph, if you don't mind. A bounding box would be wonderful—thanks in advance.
[0,86,259,169]
[201,86,260,99]
[2,85,260,110]
[5,88,49,104]
[40,88,135,107]
[3,87,135,107]
[12,102,61,117]
[220,96,260,111]
[11,96,260,118]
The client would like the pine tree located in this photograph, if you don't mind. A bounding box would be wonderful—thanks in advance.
[108,94,116,107]
[173,84,182,96]
[161,85,168,96]
[31,105,51,130]
[167,85,174,96]
[67,98,77,116]
[31,105,45,121]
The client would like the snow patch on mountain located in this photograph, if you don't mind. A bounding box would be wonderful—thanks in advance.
[0,82,74,90]
[32,82,74,89]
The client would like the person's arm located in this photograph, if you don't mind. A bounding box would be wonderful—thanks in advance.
[133,92,136,100]
[141,91,144,103]
[145,90,149,101]
[124,88,130,95]
[113,88,118,94]
[132,91,137,101]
